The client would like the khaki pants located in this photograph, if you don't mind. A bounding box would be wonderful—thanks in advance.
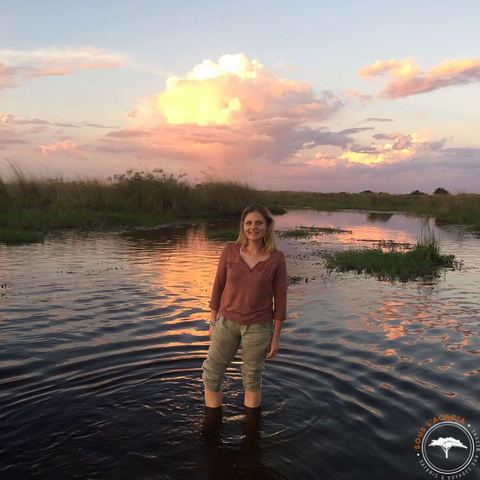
[202,315,273,392]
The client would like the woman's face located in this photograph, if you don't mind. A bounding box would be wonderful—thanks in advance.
[243,211,268,243]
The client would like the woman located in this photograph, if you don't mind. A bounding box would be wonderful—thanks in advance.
[202,204,288,409]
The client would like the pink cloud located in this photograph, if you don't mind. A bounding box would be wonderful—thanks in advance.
[343,88,374,103]
[0,47,125,90]
[37,139,83,156]
[0,63,74,90]
[106,53,347,166]
[357,57,480,99]
[0,126,29,148]
[77,62,121,70]
[251,141,479,194]
[0,112,77,128]
[0,62,17,89]
[340,130,448,165]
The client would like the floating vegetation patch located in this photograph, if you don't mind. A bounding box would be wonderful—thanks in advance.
[323,232,457,283]
[0,230,43,245]
[288,275,304,285]
[278,226,352,239]
[205,229,238,241]
[352,239,413,252]
[373,239,412,251]
[268,206,287,215]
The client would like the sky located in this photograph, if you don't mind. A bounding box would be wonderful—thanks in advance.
[1,0,479,193]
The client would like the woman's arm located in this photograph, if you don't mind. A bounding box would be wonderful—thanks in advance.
[208,243,230,312]
[267,253,288,359]
[272,252,287,322]
[208,243,231,339]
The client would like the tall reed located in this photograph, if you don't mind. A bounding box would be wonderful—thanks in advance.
[0,168,262,240]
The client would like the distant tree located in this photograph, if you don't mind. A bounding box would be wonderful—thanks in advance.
[433,187,450,195]
[429,437,467,458]
[410,190,426,195]
[360,190,374,194]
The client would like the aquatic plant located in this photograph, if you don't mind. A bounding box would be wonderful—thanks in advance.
[205,229,239,241]
[278,226,352,239]
[0,229,43,244]
[323,231,455,282]
[288,276,304,285]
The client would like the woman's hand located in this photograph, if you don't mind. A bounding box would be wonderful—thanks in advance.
[208,322,216,341]
[266,338,280,359]
[208,310,218,341]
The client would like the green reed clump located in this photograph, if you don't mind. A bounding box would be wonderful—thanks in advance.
[205,229,239,241]
[323,231,455,282]
[2,165,112,212]
[0,229,43,244]
[195,174,262,216]
[434,194,480,231]
[267,206,287,215]
[110,169,193,213]
[278,226,352,239]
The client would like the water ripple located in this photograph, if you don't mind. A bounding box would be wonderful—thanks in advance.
[1,213,479,479]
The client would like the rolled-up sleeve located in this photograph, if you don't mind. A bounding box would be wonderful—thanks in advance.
[208,243,231,311]
[273,252,287,321]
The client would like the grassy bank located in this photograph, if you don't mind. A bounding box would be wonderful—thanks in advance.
[323,232,456,282]
[261,190,480,232]
[2,168,480,244]
[0,169,262,243]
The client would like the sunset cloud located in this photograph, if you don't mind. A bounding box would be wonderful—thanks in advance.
[0,47,125,90]
[0,127,28,148]
[358,57,480,99]
[0,62,17,90]
[0,112,77,128]
[107,53,347,164]
[364,118,393,123]
[37,139,83,156]
[340,131,447,165]
[255,140,477,194]
[343,88,374,103]
[0,47,125,66]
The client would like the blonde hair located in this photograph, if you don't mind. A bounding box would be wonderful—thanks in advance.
[236,204,276,253]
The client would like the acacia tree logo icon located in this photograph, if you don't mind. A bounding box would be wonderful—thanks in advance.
[419,421,477,476]
[429,437,468,459]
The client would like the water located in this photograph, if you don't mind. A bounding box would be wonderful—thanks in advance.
[0,210,479,479]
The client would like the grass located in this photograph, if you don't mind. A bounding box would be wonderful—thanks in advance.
[2,166,480,244]
[323,231,456,282]
[278,226,352,239]
[205,229,239,241]
[0,168,263,244]
[0,230,43,244]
